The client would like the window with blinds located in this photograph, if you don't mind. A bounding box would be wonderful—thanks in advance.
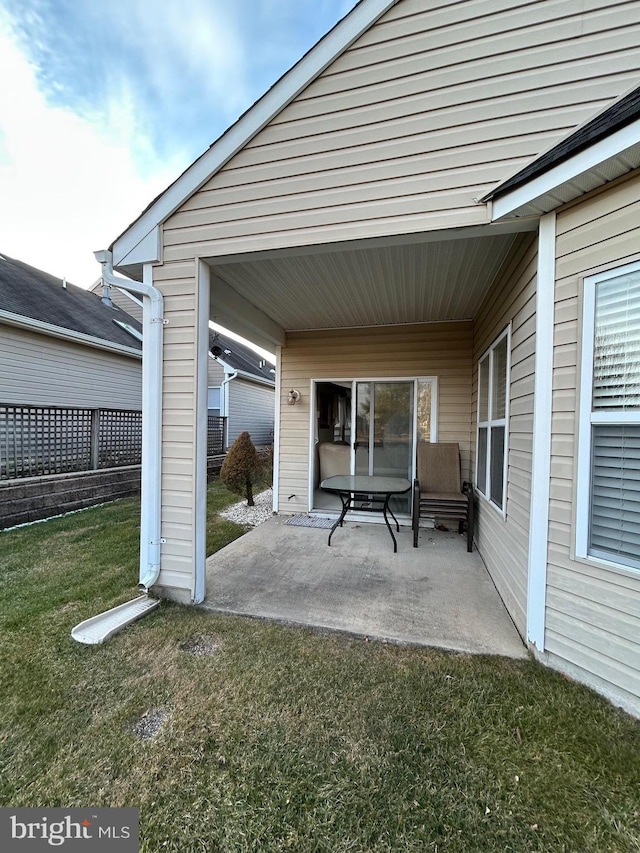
[578,263,640,571]
[476,328,509,511]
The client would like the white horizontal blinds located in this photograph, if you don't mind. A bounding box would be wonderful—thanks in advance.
[593,272,640,411]
[588,269,640,569]
[590,426,640,569]
[476,330,508,509]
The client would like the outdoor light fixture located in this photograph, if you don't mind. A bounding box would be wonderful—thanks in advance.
[288,388,301,405]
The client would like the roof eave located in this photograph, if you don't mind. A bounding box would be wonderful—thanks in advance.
[489,116,640,221]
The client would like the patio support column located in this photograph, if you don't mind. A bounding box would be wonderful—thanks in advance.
[192,260,211,603]
[527,211,556,651]
[272,344,283,513]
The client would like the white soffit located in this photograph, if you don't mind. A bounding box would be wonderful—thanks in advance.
[111,0,399,269]
[492,118,640,221]
[209,230,525,331]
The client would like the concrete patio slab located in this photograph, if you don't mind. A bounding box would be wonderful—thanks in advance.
[203,516,527,659]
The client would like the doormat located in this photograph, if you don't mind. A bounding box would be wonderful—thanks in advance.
[285,515,335,529]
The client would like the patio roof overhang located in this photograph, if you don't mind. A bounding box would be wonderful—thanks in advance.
[204,218,538,352]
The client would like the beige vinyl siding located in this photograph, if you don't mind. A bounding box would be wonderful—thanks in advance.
[279,322,472,515]
[207,357,225,386]
[163,0,640,261]
[0,324,141,410]
[471,234,538,637]
[227,378,275,447]
[154,259,201,598]
[548,170,640,714]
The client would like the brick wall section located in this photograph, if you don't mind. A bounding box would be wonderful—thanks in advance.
[0,466,142,529]
[0,454,238,529]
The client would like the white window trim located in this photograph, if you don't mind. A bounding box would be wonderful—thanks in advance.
[575,258,640,569]
[475,326,511,516]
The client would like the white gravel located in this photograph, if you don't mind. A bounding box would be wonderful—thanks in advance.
[219,488,274,528]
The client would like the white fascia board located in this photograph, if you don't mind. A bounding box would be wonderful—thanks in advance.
[492,117,640,221]
[110,0,398,266]
[0,310,142,359]
[113,225,161,271]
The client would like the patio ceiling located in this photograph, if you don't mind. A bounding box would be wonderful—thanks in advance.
[206,221,537,344]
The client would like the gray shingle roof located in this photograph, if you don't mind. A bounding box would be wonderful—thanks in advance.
[209,331,275,383]
[484,86,640,201]
[0,253,142,351]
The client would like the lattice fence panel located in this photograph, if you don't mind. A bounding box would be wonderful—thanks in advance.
[98,410,143,468]
[207,416,225,455]
[0,405,92,479]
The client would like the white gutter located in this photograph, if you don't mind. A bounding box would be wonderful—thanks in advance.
[94,250,166,592]
[215,361,275,388]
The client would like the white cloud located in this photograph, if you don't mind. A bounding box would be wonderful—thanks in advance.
[0,0,358,290]
[0,10,184,287]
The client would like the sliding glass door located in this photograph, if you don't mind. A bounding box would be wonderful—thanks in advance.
[354,381,414,513]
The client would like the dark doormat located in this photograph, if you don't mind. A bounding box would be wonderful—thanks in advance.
[285,515,335,529]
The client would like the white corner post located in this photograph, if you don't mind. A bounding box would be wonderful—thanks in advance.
[272,345,283,513]
[193,260,211,604]
[526,211,556,650]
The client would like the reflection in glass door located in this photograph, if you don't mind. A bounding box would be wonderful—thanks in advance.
[354,381,414,514]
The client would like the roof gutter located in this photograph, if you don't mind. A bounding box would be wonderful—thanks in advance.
[95,250,165,592]
[212,357,275,388]
[232,368,276,387]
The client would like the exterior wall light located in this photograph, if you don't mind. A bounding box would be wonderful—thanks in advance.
[288,389,301,405]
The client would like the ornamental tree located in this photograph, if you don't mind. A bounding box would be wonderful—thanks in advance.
[220,431,262,506]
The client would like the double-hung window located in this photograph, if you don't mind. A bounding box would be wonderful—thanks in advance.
[576,262,640,571]
[476,328,509,511]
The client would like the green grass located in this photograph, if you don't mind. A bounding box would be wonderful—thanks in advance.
[1,486,639,852]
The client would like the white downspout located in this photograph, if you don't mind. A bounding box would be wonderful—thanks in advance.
[94,249,165,592]
[220,369,237,450]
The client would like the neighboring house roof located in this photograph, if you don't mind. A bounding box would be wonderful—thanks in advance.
[209,331,275,385]
[484,84,640,220]
[0,253,143,354]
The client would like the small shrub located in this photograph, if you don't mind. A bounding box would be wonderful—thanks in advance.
[220,432,262,506]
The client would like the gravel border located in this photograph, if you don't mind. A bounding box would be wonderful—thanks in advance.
[219,488,274,527]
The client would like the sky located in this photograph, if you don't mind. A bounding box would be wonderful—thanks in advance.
[0,0,358,292]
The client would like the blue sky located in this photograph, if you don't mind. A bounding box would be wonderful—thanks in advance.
[0,0,358,286]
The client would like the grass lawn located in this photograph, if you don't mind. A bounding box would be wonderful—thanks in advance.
[1,483,639,852]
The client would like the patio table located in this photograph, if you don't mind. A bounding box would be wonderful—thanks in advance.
[320,474,411,553]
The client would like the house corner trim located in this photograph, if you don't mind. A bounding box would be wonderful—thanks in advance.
[526,212,556,650]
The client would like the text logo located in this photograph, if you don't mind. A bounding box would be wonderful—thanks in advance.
[1,808,139,851]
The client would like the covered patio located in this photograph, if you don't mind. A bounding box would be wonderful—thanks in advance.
[202,516,526,659]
